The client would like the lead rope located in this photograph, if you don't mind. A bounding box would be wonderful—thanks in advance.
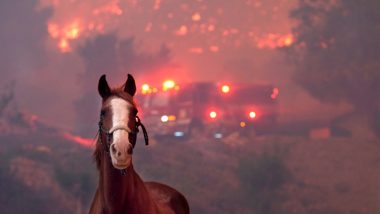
[136,115,149,146]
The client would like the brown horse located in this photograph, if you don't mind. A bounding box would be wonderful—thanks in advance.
[89,74,190,214]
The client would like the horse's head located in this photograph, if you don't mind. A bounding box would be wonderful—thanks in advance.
[97,74,143,170]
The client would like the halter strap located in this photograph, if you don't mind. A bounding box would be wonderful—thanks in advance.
[109,125,134,134]
[98,114,149,152]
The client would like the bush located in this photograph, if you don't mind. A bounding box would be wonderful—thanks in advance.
[238,151,291,214]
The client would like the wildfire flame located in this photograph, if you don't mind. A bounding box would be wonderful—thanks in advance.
[41,0,295,53]
[41,0,126,52]
[62,132,94,147]
[255,33,294,49]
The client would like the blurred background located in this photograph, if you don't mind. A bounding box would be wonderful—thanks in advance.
[1,0,380,213]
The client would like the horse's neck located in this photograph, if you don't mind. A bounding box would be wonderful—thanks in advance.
[99,163,157,213]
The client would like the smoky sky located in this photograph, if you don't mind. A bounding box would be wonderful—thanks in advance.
[77,34,171,90]
[74,34,171,136]
[0,0,53,129]
[0,0,173,134]
[0,0,310,134]
[0,0,50,81]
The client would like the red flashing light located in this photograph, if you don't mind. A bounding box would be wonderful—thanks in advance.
[209,111,217,119]
[249,111,256,119]
[221,84,230,93]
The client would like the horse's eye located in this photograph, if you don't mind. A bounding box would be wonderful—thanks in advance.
[107,133,113,142]
[132,108,138,115]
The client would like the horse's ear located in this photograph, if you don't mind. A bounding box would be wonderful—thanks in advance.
[124,74,136,96]
[98,74,111,98]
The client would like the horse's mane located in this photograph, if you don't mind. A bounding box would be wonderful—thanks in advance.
[93,86,137,170]
[93,134,102,170]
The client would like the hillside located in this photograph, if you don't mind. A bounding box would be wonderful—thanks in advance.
[0,132,96,213]
[1,130,380,213]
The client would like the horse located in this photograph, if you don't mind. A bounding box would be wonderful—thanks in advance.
[89,74,190,214]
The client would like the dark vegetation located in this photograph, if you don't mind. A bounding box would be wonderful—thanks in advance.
[0,133,96,213]
[284,0,380,136]
[238,150,291,214]
[0,131,293,214]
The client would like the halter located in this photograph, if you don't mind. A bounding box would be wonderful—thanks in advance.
[98,115,149,151]
[97,101,149,175]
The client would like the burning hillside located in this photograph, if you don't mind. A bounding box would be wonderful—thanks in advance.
[39,0,296,53]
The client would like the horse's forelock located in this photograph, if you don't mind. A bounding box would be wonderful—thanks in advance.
[101,87,136,106]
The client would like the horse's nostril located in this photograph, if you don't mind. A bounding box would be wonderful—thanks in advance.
[111,144,117,154]
[117,151,121,157]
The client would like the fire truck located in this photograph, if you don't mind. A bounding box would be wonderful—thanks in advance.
[136,80,279,139]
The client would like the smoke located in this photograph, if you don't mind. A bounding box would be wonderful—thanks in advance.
[38,0,128,52]
[0,0,50,81]
[74,33,171,136]
[0,83,15,117]
[0,82,38,133]
[0,0,300,133]
[0,0,49,133]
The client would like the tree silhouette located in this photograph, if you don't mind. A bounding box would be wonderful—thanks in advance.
[284,0,380,133]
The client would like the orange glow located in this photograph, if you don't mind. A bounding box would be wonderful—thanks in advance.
[154,0,161,10]
[189,47,203,54]
[209,45,219,52]
[163,80,176,91]
[48,20,84,52]
[59,20,82,40]
[256,33,294,49]
[42,0,295,55]
[168,115,176,121]
[160,115,176,122]
[58,39,71,52]
[283,35,293,46]
[63,132,93,147]
[192,13,201,21]
[141,84,151,94]
[240,121,246,127]
[175,25,188,36]
[48,23,60,38]
[43,0,127,53]
[208,24,216,32]
[209,111,217,119]
[249,111,256,119]
[221,84,230,93]
[65,26,80,39]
